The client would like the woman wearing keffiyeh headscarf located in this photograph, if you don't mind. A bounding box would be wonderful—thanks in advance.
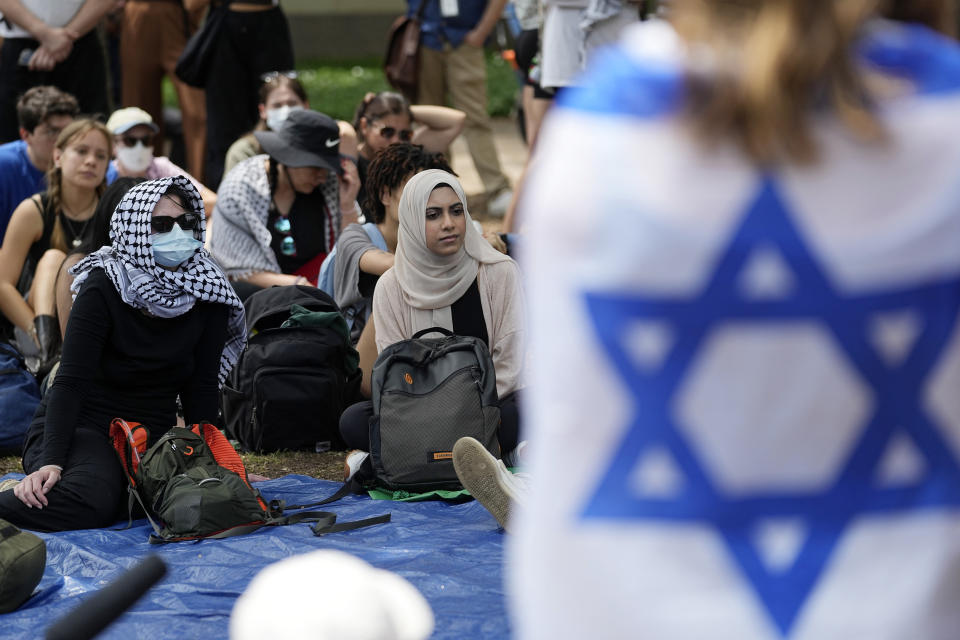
[337,169,526,463]
[0,176,246,532]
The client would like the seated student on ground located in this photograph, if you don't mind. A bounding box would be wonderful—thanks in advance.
[0,86,79,240]
[322,143,454,342]
[353,92,465,215]
[0,176,245,532]
[339,169,524,460]
[55,177,145,338]
[106,107,217,216]
[208,109,360,299]
[0,118,112,377]
[223,72,359,181]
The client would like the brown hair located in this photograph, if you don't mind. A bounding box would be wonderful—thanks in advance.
[16,85,79,132]
[674,0,884,166]
[45,119,112,252]
[352,91,413,133]
[256,75,308,132]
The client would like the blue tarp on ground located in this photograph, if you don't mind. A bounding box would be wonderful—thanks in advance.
[0,474,510,639]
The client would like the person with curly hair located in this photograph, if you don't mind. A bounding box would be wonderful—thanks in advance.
[320,143,452,343]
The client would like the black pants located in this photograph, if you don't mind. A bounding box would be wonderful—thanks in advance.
[0,426,125,532]
[339,391,522,455]
[0,31,110,143]
[204,7,293,189]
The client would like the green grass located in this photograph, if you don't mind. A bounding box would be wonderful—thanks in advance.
[162,51,517,122]
[1,451,347,482]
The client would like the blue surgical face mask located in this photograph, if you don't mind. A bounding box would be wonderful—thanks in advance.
[153,222,202,268]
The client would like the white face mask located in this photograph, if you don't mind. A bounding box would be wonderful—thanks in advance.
[265,105,303,132]
[117,142,153,173]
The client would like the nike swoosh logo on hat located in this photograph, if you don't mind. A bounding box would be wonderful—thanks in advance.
[325,138,340,148]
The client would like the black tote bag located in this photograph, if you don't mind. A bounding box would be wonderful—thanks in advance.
[175,1,231,88]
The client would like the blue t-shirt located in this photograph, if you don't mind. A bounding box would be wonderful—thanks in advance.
[408,0,488,50]
[0,140,45,239]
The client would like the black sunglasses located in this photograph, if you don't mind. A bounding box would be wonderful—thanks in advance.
[261,70,298,84]
[122,133,154,148]
[273,216,296,256]
[151,212,202,234]
[378,126,413,142]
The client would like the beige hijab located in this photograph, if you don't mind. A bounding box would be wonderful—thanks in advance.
[393,169,510,330]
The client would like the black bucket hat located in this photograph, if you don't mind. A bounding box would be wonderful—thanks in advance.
[255,110,341,173]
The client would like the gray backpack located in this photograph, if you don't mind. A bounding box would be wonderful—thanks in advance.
[369,327,501,491]
[0,518,45,613]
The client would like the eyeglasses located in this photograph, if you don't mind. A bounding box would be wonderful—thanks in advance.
[377,126,413,142]
[273,216,297,256]
[37,125,63,140]
[122,133,154,148]
[261,70,298,84]
[151,212,202,234]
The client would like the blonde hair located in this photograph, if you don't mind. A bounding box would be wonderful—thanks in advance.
[45,119,112,252]
[674,0,885,166]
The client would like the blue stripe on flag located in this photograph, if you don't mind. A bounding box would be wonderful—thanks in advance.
[860,22,960,95]
[556,45,684,118]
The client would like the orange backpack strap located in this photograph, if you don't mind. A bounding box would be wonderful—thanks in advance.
[109,419,148,487]
[193,423,268,511]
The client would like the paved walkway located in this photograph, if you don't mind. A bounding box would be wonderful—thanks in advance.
[448,116,529,227]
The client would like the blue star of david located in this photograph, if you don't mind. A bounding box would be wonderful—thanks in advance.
[582,178,960,635]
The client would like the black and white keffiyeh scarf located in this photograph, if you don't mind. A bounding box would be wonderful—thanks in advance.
[70,175,247,385]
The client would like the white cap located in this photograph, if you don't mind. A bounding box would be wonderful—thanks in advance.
[106,107,159,135]
[230,550,435,640]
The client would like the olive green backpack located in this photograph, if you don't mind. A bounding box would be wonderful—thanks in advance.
[0,518,45,613]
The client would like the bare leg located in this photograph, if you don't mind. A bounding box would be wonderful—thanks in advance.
[30,249,67,318]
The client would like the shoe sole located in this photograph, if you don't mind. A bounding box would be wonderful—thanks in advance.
[453,438,512,532]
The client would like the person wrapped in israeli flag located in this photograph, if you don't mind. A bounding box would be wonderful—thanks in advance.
[510,1,960,638]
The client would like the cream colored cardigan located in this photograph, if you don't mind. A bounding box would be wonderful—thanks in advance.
[372,260,525,398]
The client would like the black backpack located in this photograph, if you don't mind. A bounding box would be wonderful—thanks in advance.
[369,327,501,492]
[221,285,361,452]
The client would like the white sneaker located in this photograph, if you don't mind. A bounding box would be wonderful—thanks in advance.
[485,188,513,218]
[453,437,523,532]
[343,450,369,482]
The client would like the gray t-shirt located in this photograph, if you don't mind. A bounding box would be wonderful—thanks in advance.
[333,222,387,342]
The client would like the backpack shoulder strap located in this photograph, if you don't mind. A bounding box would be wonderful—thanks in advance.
[109,419,149,487]
[361,222,388,251]
[278,455,374,510]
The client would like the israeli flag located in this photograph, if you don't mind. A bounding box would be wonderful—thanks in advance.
[510,20,960,640]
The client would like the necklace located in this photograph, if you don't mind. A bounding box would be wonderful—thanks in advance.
[61,214,90,248]
[61,210,93,247]
[61,196,97,248]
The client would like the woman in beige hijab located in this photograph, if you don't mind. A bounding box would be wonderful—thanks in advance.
[338,169,525,464]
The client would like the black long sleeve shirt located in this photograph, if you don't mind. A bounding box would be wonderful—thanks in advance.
[37,269,229,468]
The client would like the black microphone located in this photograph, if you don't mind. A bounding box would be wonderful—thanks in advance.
[45,554,167,640]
